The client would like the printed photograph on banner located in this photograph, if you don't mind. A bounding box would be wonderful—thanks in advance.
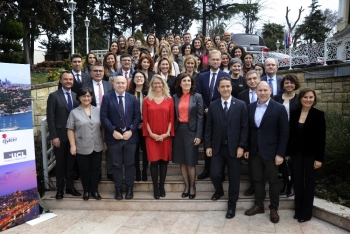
[0,63,32,132]
[0,160,40,231]
[0,129,35,166]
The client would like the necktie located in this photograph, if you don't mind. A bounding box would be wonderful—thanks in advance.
[76,74,81,83]
[268,78,274,95]
[251,91,256,103]
[224,101,228,116]
[118,96,126,130]
[125,71,128,80]
[209,73,217,99]
[98,82,103,107]
[66,92,73,111]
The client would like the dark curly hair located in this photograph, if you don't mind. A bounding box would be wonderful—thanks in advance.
[128,70,149,96]
[175,73,196,97]
[280,74,300,90]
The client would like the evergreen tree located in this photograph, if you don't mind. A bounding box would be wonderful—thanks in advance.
[0,18,25,63]
[262,23,284,51]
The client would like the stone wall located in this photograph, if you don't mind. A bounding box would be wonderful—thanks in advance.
[278,64,350,118]
[31,81,58,135]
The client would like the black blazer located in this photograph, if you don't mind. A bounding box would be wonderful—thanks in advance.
[58,71,91,94]
[247,99,289,160]
[147,70,156,82]
[167,75,177,96]
[238,89,251,106]
[205,97,248,157]
[287,107,326,162]
[82,80,114,107]
[46,89,79,142]
[173,93,203,139]
[273,94,299,113]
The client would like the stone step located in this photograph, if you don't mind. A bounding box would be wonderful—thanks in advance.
[49,175,284,193]
[42,190,294,211]
[99,160,249,176]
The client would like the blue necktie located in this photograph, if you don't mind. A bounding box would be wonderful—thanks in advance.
[251,91,256,103]
[268,78,274,95]
[209,73,217,99]
[224,101,228,116]
[66,92,73,111]
[118,96,126,130]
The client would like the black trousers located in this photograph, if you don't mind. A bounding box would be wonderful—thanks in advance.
[210,146,241,210]
[109,141,136,189]
[134,129,148,172]
[76,150,102,193]
[292,153,317,220]
[54,141,76,190]
[202,115,211,171]
[251,150,279,209]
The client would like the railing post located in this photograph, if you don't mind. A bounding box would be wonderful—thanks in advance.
[323,38,327,66]
[289,46,292,70]
[41,117,49,190]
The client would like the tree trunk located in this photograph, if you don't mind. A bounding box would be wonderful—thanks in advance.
[202,0,207,36]
[22,21,30,64]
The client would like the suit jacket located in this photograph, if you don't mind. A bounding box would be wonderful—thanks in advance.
[47,89,79,142]
[112,68,135,79]
[261,75,283,95]
[205,97,248,157]
[147,70,156,82]
[238,89,251,106]
[196,70,229,110]
[82,80,114,107]
[58,71,91,94]
[167,75,177,96]
[66,105,104,155]
[173,93,204,139]
[273,94,299,113]
[247,99,289,160]
[100,91,141,144]
[286,107,326,162]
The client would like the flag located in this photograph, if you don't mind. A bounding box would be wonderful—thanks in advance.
[284,30,291,47]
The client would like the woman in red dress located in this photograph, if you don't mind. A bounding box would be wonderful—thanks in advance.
[142,74,175,199]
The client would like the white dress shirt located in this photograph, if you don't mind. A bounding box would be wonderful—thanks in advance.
[93,80,104,108]
[254,99,270,127]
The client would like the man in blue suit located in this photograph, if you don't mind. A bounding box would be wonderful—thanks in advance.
[244,81,289,223]
[111,54,135,82]
[261,58,283,96]
[196,49,230,179]
[205,77,248,219]
[100,75,141,200]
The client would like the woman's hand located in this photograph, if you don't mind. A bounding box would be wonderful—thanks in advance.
[138,123,143,129]
[193,138,201,146]
[314,160,322,169]
[70,145,76,155]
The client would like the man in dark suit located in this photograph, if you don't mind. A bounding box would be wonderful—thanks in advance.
[100,75,141,200]
[196,49,230,180]
[244,81,289,223]
[47,71,81,199]
[238,70,261,196]
[112,54,135,82]
[58,53,91,93]
[261,58,283,96]
[205,77,248,219]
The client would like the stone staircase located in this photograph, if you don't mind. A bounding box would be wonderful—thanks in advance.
[42,148,294,211]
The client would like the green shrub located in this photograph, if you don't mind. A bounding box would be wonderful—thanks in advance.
[46,69,61,82]
[55,60,65,67]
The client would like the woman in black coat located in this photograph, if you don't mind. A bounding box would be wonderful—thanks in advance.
[286,88,326,223]
[273,74,300,197]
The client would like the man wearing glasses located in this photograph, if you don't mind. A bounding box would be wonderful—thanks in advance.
[112,54,135,84]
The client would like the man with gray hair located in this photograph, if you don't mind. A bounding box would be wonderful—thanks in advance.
[261,58,283,96]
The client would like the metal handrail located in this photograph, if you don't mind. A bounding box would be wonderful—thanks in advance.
[41,117,55,190]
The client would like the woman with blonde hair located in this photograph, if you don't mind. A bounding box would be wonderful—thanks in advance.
[156,57,177,95]
[154,45,180,76]
[182,55,199,82]
[143,74,175,199]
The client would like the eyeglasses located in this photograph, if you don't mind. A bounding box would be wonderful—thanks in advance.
[122,59,131,62]
[92,70,103,73]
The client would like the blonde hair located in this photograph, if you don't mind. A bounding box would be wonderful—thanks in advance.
[147,74,171,100]
[182,55,198,73]
[157,45,174,63]
[209,49,221,58]
[157,57,174,76]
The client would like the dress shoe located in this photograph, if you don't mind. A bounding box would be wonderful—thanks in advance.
[298,217,311,223]
[287,183,294,197]
[211,192,224,201]
[83,191,90,200]
[182,187,189,198]
[160,187,166,197]
[226,209,235,219]
[56,190,64,199]
[270,209,280,223]
[135,170,141,182]
[280,181,288,195]
[154,187,160,199]
[293,214,299,219]
[189,187,196,199]
[125,188,134,200]
[107,173,114,181]
[115,189,123,200]
[244,185,255,196]
[91,192,102,200]
[142,170,148,181]
[197,169,210,180]
[66,187,81,196]
[244,205,264,216]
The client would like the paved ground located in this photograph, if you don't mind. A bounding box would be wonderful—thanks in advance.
[3,209,348,234]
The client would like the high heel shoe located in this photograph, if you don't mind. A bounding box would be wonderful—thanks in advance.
[153,187,160,199]
[182,187,189,198]
[189,187,196,199]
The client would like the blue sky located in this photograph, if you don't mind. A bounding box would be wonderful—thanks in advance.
[0,63,31,85]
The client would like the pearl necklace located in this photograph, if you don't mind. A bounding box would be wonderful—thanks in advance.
[154,96,165,101]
